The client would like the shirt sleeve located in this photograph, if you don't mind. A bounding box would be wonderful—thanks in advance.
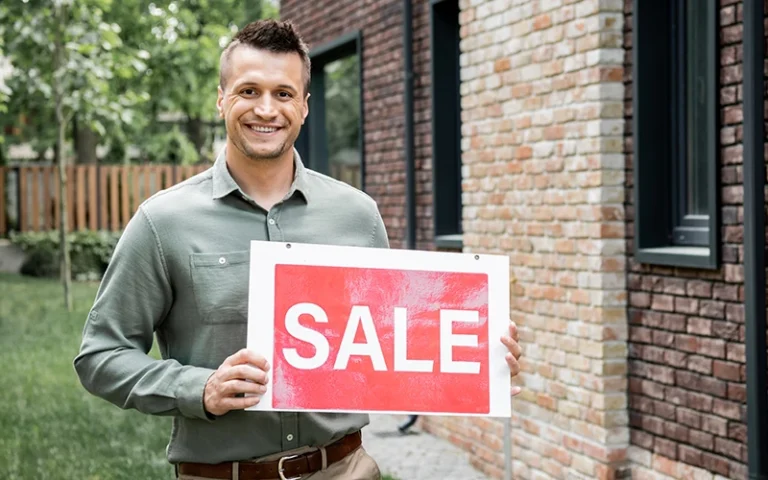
[368,203,390,249]
[74,205,215,421]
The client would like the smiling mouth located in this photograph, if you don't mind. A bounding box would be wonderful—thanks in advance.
[246,125,280,134]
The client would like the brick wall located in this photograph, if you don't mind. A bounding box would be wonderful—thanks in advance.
[623,1,755,478]
[279,0,765,478]
[420,0,630,478]
[279,0,436,250]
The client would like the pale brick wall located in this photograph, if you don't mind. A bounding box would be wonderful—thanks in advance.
[420,0,629,478]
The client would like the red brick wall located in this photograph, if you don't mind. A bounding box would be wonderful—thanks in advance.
[279,0,436,250]
[623,1,760,478]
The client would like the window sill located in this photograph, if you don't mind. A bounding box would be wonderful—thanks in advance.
[435,234,463,250]
[635,246,717,270]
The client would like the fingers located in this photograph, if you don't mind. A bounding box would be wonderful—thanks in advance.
[504,321,523,395]
[501,335,522,360]
[505,353,521,377]
[509,321,519,343]
[204,349,271,416]
[219,379,268,397]
[223,348,270,372]
[219,394,263,412]
[204,371,269,416]
[221,364,270,385]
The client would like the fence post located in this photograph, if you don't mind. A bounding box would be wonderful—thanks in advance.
[30,165,40,231]
[18,166,27,232]
[42,166,52,230]
[88,165,97,231]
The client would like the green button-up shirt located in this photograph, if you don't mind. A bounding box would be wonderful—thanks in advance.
[74,150,389,464]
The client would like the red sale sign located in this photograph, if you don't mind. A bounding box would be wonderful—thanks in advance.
[246,241,511,417]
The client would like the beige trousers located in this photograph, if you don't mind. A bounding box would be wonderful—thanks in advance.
[176,445,381,480]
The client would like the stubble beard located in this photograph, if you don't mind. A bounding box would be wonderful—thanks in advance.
[238,137,287,161]
[232,125,298,163]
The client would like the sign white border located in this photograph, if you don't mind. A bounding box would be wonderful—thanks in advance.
[246,240,512,418]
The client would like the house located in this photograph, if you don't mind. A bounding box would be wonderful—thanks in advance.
[279,0,766,479]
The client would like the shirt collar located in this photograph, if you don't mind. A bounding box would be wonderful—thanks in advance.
[211,147,311,203]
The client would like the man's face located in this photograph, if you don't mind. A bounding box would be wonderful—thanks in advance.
[217,46,308,162]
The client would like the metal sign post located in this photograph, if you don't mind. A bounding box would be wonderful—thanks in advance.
[504,416,512,479]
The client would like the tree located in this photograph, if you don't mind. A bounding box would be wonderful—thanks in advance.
[133,0,277,158]
[1,0,149,166]
[1,0,279,167]
[1,0,147,310]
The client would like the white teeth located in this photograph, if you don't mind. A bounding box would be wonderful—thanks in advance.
[249,125,278,133]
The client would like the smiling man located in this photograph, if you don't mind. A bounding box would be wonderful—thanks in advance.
[74,19,523,480]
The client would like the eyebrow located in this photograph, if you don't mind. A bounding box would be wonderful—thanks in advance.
[277,84,298,93]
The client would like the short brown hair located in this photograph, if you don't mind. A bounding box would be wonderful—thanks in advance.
[219,19,311,94]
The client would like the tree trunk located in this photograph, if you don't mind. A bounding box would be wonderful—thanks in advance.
[186,116,205,155]
[54,4,73,312]
[73,115,98,164]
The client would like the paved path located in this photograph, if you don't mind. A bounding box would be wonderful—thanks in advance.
[362,414,489,480]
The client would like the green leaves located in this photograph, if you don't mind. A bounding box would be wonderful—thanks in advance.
[1,0,274,162]
[139,1,243,121]
[2,0,149,148]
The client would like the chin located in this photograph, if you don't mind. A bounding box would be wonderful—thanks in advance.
[244,145,287,161]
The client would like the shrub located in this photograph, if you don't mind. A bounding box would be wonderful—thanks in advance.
[142,126,200,165]
[10,230,122,281]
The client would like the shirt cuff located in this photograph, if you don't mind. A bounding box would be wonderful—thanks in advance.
[176,367,217,421]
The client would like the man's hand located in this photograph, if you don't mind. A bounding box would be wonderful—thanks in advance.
[203,349,271,417]
[501,320,523,396]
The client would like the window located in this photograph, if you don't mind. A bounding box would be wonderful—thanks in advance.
[430,0,462,249]
[296,32,363,190]
[633,0,719,268]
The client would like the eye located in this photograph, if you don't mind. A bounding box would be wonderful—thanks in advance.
[241,88,257,96]
[278,91,293,99]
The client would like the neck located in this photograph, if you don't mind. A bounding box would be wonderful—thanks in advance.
[225,143,295,210]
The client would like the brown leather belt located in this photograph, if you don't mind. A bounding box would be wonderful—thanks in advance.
[177,431,362,479]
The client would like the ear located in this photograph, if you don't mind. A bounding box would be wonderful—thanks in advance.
[301,92,310,125]
[217,86,225,118]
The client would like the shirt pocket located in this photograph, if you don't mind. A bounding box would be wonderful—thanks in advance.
[190,250,250,325]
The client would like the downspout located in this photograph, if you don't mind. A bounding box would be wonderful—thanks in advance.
[742,0,767,478]
[403,0,416,250]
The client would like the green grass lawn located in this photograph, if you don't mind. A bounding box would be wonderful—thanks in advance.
[0,273,174,480]
[0,273,400,480]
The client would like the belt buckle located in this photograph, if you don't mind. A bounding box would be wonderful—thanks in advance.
[277,454,302,480]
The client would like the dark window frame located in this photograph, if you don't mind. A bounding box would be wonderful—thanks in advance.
[296,31,365,191]
[430,0,462,250]
[632,0,719,269]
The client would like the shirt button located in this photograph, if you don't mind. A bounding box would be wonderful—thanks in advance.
[286,434,294,441]
[218,257,226,265]
[268,218,276,225]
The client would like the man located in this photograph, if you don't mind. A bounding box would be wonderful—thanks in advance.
[74,19,523,480]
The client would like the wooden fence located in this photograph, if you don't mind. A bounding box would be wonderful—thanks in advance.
[0,164,210,237]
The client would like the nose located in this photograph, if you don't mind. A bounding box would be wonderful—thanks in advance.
[253,96,278,119]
